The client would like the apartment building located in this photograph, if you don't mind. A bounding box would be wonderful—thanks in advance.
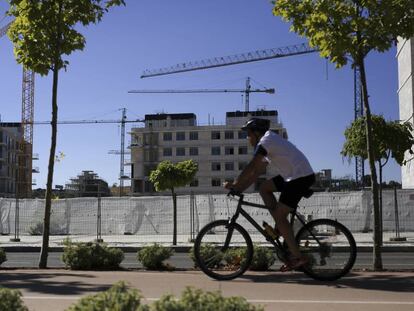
[397,37,414,189]
[130,110,287,195]
[0,123,22,197]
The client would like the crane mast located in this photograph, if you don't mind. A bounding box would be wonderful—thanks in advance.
[1,20,36,197]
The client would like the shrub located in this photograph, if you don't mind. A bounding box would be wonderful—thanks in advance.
[152,287,264,311]
[189,244,223,268]
[137,244,173,270]
[249,244,276,271]
[219,245,275,271]
[0,248,7,266]
[61,239,124,270]
[66,281,147,311]
[0,288,28,311]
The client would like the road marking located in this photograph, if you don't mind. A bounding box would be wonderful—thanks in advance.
[22,296,414,305]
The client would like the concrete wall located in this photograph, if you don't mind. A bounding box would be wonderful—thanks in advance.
[397,38,414,189]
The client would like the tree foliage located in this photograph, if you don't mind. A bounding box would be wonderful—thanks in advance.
[7,0,125,75]
[149,160,198,192]
[273,0,414,270]
[342,115,414,165]
[273,0,414,68]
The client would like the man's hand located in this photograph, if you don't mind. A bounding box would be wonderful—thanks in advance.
[223,181,234,190]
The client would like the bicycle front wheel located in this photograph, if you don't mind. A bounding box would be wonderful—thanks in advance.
[194,220,253,280]
[295,218,357,281]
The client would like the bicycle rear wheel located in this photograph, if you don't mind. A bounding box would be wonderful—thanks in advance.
[194,220,253,280]
[295,218,357,281]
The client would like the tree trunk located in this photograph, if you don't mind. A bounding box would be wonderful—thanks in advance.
[39,65,59,268]
[378,160,383,246]
[172,189,177,245]
[358,57,383,270]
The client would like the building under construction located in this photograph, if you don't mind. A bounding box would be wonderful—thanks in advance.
[0,122,35,198]
[65,170,111,197]
[130,110,287,195]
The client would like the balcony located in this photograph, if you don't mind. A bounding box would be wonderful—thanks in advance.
[32,178,37,185]
[32,153,39,160]
[32,166,40,173]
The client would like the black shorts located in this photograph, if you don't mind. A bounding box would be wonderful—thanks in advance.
[272,174,315,209]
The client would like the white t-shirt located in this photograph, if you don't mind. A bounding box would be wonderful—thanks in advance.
[256,130,314,181]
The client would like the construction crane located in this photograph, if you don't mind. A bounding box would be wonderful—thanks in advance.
[1,20,36,197]
[129,77,274,111]
[140,42,365,187]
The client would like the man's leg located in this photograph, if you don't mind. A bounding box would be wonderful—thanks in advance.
[259,180,302,259]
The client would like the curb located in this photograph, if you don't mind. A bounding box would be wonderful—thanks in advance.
[2,245,414,253]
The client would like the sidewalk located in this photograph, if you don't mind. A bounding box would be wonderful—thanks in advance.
[0,269,414,311]
[1,232,414,252]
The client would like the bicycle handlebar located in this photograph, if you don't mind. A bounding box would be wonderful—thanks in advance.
[227,189,243,198]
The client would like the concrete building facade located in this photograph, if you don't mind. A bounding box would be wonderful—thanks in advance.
[130,110,287,195]
[397,38,414,189]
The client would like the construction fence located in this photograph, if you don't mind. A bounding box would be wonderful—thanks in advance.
[0,190,413,243]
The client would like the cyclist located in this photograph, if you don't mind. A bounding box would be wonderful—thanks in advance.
[224,117,315,272]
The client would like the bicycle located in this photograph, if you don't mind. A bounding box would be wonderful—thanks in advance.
[193,189,357,281]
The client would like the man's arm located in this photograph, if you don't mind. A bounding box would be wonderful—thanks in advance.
[224,153,267,193]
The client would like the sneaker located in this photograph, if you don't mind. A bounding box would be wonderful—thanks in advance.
[280,256,309,272]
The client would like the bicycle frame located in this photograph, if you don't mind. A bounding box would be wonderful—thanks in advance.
[223,193,308,255]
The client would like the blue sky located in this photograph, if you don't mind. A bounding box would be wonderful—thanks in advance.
[0,0,402,188]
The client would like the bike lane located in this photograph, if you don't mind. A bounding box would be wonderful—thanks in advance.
[0,270,413,311]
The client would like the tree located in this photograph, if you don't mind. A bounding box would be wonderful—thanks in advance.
[342,114,414,243]
[7,0,125,268]
[149,160,198,245]
[273,0,414,270]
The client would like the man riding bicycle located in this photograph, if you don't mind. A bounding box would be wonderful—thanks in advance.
[224,117,315,272]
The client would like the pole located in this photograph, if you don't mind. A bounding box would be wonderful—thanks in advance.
[390,185,406,241]
[190,191,194,242]
[95,183,103,242]
[119,108,126,197]
[245,77,251,112]
[10,155,20,242]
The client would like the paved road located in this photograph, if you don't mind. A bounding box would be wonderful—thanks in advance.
[0,270,413,311]
[3,251,414,270]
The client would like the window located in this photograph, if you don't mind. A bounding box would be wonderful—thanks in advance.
[272,129,280,135]
[211,162,221,171]
[239,162,248,170]
[176,147,185,156]
[144,133,158,145]
[144,149,158,162]
[190,179,199,187]
[238,146,248,155]
[163,148,172,156]
[189,131,198,140]
[225,146,234,155]
[211,146,221,155]
[211,131,221,140]
[176,132,185,141]
[211,178,221,187]
[189,147,198,156]
[225,131,234,139]
[225,162,234,171]
[163,132,172,141]
[238,131,247,139]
